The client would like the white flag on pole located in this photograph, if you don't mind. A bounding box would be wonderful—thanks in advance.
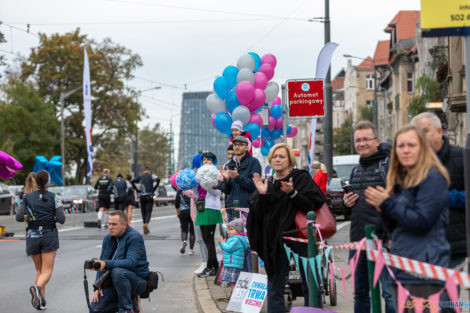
[307,118,317,175]
[83,47,93,178]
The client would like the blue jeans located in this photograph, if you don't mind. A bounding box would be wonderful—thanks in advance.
[349,250,395,313]
[89,268,147,313]
[267,240,311,313]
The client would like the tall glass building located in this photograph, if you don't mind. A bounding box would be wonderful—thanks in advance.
[177,91,229,169]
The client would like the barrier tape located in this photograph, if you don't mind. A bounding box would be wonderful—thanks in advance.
[283,235,470,288]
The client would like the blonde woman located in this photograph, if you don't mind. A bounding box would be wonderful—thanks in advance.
[21,172,39,198]
[365,125,451,312]
[247,143,326,312]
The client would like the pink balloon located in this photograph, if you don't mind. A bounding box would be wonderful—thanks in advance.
[170,172,180,190]
[236,81,255,106]
[267,116,276,130]
[261,53,277,67]
[249,89,266,111]
[272,97,281,106]
[252,137,264,148]
[258,63,274,81]
[249,113,263,128]
[275,116,283,129]
[211,113,216,128]
[287,125,298,138]
[253,72,268,90]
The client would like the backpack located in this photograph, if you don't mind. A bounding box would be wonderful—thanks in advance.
[113,178,128,201]
[140,271,164,299]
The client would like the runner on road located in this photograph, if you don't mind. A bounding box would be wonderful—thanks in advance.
[94,169,113,228]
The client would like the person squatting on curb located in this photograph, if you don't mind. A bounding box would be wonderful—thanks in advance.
[16,170,66,310]
[89,210,150,313]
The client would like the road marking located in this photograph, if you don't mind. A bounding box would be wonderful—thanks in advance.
[132,215,176,224]
[336,221,350,231]
[59,227,84,233]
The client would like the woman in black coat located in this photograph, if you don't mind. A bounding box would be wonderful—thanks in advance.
[247,143,326,313]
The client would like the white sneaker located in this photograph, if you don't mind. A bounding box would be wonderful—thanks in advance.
[194,262,207,274]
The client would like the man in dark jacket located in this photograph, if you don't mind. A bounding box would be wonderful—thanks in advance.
[220,136,261,272]
[412,112,466,268]
[89,210,150,313]
[342,121,395,313]
[112,174,128,212]
[131,167,160,235]
[94,168,113,229]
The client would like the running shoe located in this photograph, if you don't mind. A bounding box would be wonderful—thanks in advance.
[180,241,187,254]
[39,297,47,310]
[29,285,41,309]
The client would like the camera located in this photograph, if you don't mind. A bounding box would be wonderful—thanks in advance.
[84,258,101,270]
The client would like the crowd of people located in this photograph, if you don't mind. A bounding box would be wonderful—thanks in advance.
[13,112,467,313]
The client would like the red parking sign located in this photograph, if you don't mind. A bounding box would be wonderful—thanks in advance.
[287,79,324,117]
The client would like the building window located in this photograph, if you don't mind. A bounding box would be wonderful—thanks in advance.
[365,75,374,90]
[366,100,373,106]
[407,73,414,93]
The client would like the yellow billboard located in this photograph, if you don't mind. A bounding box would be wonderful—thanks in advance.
[421,0,470,36]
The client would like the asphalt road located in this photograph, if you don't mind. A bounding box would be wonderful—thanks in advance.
[0,206,201,313]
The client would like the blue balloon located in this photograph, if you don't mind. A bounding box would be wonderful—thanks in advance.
[286,125,292,135]
[244,123,260,139]
[226,91,241,114]
[270,105,282,119]
[213,112,232,135]
[261,145,270,156]
[265,139,275,149]
[270,129,282,140]
[213,76,230,99]
[248,52,261,72]
[222,65,238,89]
[261,126,270,140]
[253,107,263,113]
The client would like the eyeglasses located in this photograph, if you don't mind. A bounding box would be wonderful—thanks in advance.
[233,143,247,147]
[354,137,377,143]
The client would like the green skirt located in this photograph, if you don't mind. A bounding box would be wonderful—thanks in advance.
[195,209,223,226]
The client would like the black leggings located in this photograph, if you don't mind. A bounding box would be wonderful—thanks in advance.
[140,196,154,224]
[200,224,218,269]
[179,209,195,249]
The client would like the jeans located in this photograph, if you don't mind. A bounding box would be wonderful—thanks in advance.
[349,250,395,313]
[139,196,153,224]
[89,268,147,313]
[267,240,311,313]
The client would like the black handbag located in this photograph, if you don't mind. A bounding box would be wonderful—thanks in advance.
[196,200,205,213]
[140,271,164,299]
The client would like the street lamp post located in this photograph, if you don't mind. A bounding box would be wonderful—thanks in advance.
[60,86,82,184]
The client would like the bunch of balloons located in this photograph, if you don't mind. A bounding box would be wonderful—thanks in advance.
[206,53,298,156]
[175,168,198,191]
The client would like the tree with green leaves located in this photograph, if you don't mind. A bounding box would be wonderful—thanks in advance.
[408,74,442,118]
[359,105,373,122]
[0,24,7,77]
[138,124,170,179]
[333,114,353,156]
[19,28,144,183]
[0,80,60,184]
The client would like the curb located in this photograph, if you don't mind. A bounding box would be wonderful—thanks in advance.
[193,275,222,313]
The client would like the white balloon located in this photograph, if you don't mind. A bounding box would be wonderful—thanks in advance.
[231,105,251,125]
[236,68,255,84]
[195,164,220,191]
[206,93,226,114]
[265,81,280,103]
[237,54,255,71]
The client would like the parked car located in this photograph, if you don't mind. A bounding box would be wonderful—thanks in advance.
[326,178,350,220]
[333,154,360,183]
[48,186,65,196]
[59,185,97,213]
[0,183,15,215]
[154,184,176,206]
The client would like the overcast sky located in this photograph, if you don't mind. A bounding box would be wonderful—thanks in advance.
[1,0,421,151]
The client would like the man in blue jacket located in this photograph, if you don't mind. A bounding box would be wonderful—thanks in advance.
[89,210,150,313]
[220,136,261,272]
[412,112,467,268]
